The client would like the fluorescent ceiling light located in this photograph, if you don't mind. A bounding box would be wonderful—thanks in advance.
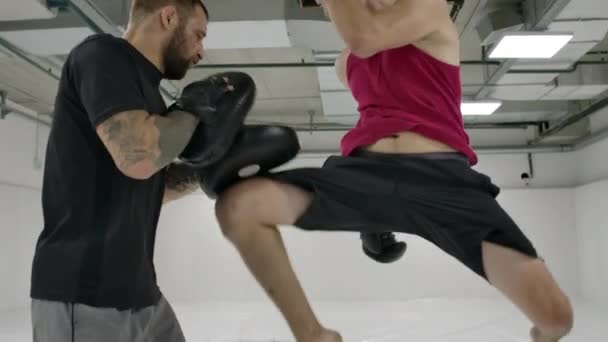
[489,32,573,59]
[461,101,502,116]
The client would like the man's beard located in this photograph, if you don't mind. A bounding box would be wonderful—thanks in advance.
[163,26,191,80]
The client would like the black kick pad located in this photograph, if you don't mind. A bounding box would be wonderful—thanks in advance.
[199,125,301,199]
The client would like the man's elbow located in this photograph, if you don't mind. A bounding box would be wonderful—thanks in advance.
[118,161,157,180]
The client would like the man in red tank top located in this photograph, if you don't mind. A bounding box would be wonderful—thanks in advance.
[209,1,574,341]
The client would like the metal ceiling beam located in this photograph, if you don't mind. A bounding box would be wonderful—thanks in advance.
[0,36,61,81]
[194,60,503,69]
[65,0,122,37]
[301,144,571,155]
[283,121,544,132]
[0,91,52,127]
[572,124,608,151]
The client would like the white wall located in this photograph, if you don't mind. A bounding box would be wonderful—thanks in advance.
[0,115,48,310]
[575,136,608,185]
[574,135,608,303]
[574,180,608,304]
[571,135,608,304]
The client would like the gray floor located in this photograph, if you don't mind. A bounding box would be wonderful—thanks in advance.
[1,297,603,341]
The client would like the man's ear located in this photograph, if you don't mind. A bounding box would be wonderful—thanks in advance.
[159,5,179,30]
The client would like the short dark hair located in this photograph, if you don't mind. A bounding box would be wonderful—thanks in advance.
[131,0,209,21]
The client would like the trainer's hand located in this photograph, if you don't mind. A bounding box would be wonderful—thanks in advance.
[177,72,257,168]
[168,74,234,120]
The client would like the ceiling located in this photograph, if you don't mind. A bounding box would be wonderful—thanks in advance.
[1,0,608,153]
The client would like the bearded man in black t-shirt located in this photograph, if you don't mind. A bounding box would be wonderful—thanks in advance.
[29,1,256,341]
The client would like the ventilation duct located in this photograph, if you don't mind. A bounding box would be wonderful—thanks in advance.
[488,62,608,101]
[475,7,525,46]
[475,0,608,101]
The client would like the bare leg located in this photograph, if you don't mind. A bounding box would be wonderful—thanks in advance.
[215,178,341,342]
[481,242,574,341]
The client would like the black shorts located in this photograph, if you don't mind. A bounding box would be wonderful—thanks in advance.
[271,150,538,280]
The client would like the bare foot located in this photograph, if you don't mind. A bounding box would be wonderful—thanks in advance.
[310,328,342,342]
[530,327,559,342]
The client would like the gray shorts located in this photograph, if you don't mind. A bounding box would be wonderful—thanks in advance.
[31,296,186,342]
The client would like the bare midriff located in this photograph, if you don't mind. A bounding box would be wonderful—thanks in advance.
[362,131,458,154]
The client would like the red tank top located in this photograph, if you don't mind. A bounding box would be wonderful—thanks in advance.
[342,44,478,165]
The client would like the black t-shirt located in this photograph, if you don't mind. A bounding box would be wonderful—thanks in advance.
[31,34,169,309]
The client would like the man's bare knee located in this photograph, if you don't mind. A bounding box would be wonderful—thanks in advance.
[215,179,269,240]
[214,178,309,240]
[537,293,574,338]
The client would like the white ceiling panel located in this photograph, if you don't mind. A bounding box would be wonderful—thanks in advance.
[467,128,535,147]
[259,68,320,99]
[510,62,575,71]
[0,27,94,56]
[287,20,346,51]
[540,85,608,101]
[295,130,345,152]
[567,85,608,99]
[0,45,12,59]
[469,111,564,123]
[205,21,291,50]
[316,67,345,91]
[551,41,601,60]
[541,86,581,100]
[0,83,36,104]
[497,73,560,85]
[512,42,598,71]
[0,0,57,21]
[0,58,58,114]
[556,0,608,19]
[249,97,323,120]
[181,66,318,99]
[320,91,358,116]
[487,85,555,100]
[549,20,608,43]
[201,47,315,65]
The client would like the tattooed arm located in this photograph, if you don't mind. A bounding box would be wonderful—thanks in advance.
[163,163,201,204]
[96,110,199,179]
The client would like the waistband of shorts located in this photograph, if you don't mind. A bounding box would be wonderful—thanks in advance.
[350,149,470,164]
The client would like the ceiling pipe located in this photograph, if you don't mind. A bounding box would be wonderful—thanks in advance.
[192,58,606,73]
[529,94,608,145]
[572,124,608,151]
[0,92,52,127]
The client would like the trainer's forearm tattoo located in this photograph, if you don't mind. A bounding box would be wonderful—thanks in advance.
[99,110,198,176]
[101,112,157,172]
[152,110,199,169]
